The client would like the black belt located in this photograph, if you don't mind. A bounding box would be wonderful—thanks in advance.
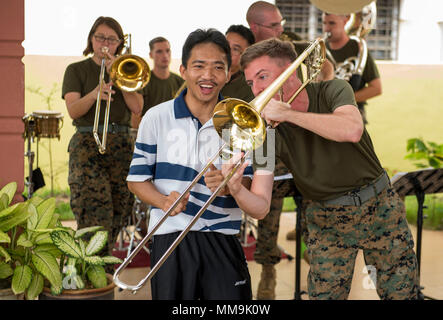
[76,123,129,134]
[322,172,391,206]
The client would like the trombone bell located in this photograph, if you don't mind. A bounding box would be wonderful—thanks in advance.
[213,98,266,153]
[110,54,151,92]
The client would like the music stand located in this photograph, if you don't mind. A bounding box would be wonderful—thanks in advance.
[292,192,307,300]
[391,167,443,300]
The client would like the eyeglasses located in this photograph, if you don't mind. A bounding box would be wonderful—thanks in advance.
[256,19,286,30]
[93,34,121,45]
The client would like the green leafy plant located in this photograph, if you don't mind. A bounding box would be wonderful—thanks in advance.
[49,226,122,291]
[405,138,443,169]
[0,182,65,299]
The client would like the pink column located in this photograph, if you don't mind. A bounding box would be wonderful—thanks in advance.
[0,0,25,203]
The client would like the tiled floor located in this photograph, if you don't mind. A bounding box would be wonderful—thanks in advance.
[64,211,443,300]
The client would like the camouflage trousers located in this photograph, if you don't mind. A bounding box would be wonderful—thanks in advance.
[254,160,302,265]
[68,131,134,262]
[302,187,419,300]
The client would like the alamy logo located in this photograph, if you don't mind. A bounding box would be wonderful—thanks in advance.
[62,265,79,290]
[234,280,247,286]
[164,127,276,172]
[362,265,377,289]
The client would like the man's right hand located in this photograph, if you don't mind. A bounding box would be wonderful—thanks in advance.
[163,191,189,216]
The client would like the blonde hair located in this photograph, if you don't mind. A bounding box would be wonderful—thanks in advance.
[240,38,296,71]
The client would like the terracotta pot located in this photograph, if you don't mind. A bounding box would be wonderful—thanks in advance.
[39,274,116,300]
[0,287,19,300]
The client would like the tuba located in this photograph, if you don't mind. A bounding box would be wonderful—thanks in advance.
[333,1,377,89]
[310,0,377,89]
[93,34,150,154]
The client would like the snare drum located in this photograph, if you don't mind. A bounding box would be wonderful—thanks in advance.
[32,110,64,139]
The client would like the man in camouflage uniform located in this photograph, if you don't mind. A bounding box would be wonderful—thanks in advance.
[302,187,417,299]
[241,38,419,300]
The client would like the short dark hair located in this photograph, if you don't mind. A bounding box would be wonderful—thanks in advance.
[181,28,231,70]
[149,36,169,51]
[240,38,297,71]
[83,16,125,56]
[226,25,255,46]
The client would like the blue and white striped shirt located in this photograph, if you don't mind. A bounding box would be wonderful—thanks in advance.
[127,89,254,235]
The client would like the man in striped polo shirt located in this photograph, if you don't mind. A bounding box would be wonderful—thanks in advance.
[127,28,274,300]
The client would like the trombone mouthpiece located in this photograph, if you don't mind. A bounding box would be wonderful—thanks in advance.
[102,47,109,54]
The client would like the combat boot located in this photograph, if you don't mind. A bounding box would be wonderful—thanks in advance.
[286,228,296,240]
[257,264,276,300]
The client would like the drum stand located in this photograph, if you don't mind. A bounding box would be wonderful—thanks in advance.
[118,197,151,257]
[24,117,36,199]
[116,197,151,292]
[23,115,45,200]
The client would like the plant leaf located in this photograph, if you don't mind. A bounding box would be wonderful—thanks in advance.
[0,203,20,220]
[26,272,43,300]
[429,157,441,168]
[0,203,33,232]
[47,213,60,229]
[50,231,82,258]
[0,246,11,262]
[85,231,108,256]
[35,198,56,230]
[34,232,53,245]
[31,250,63,294]
[102,256,123,264]
[0,262,13,279]
[84,256,104,266]
[27,196,44,209]
[12,265,33,294]
[86,265,107,288]
[79,239,86,258]
[27,203,39,230]
[0,230,10,243]
[0,194,8,212]
[16,231,33,248]
[0,182,17,207]
[34,244,62,259]
[74,226,104,239]
[414,139,427,152]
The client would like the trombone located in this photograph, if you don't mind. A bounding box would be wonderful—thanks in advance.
[93,34,150,154]
[113,37,326,292]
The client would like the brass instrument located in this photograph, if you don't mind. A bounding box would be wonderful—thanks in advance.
[93,34,150,154]
[311,0,377,88]
[310,0,374,15]
[113,38,326,293]
[280,31,332,83]
[334,1,376,88]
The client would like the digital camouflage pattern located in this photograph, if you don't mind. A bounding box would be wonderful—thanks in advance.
[302,187,419,300]
[68,131,134,267]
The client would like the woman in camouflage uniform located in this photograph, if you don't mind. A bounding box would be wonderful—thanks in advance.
[62,16,143,264]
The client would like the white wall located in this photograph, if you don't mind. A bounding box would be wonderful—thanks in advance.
[398,0,443,63]
[24,0,258,59]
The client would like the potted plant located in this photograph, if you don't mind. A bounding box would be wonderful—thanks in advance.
[39,225,123,300]
[0,181,65,300]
